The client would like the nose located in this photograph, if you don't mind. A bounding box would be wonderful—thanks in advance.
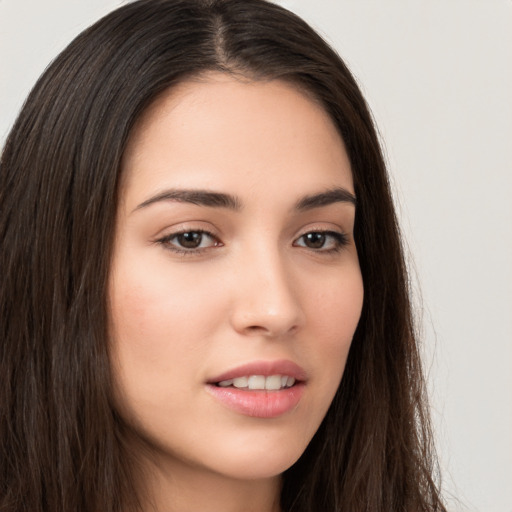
[229,248,305,338]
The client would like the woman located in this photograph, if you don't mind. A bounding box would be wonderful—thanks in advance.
[0,0,446,511]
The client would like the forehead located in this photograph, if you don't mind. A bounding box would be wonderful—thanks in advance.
[120,73,353,208]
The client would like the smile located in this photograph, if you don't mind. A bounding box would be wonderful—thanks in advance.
[206,360,306,418]
[217,375,296,390]
[206,382,305,418]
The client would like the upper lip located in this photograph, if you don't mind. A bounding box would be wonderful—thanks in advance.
[207,359,308,384]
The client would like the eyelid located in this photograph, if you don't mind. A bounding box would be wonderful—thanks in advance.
[155,227,222,256]
[153,223,350,256]
[292,228,349,252]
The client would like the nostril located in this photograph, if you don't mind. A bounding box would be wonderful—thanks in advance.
[246,325,267,333]
[244,323,299,337]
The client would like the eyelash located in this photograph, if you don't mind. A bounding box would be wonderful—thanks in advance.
[156,229,349,256]
[293,230,349,253]
[156,229,220,256]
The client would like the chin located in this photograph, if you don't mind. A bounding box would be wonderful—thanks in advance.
[133,419,313,483]
[196,428,312,481]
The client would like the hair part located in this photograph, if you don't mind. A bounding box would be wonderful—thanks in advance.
[0,1,445,511]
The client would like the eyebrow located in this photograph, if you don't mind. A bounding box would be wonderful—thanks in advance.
[134,189,242,211]
[294,187,356,210]
[133,186,356,212]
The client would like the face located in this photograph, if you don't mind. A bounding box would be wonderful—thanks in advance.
[109,73,364,482]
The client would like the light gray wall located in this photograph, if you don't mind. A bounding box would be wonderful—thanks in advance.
[1,1,511,511]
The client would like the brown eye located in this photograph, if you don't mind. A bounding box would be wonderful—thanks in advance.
[176,232,204,249]
[158,230,220,253]
[303,232,326,249]
[294,231,349,252]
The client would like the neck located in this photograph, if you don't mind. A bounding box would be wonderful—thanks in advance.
[137,453,282,512]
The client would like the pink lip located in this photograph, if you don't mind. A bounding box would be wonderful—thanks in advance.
[205,384,305,418]
[205,360,307,419]
[207,359,307,384]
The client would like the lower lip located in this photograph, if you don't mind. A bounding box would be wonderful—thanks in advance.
[205,383,305,418]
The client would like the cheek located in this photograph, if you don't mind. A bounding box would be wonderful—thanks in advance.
[109,258,221,352]
[308,259,363,327]
[303,267,364,385]
[107,262,224,417]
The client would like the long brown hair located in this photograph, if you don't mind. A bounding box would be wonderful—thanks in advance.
[0,1,445,510]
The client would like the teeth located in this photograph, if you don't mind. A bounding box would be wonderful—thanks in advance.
[265,375,282,390]
[232,376,248,388]
[217,375,296,390]
[248,375,266,390]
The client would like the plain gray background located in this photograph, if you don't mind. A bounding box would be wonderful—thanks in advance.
[1,1,511,511]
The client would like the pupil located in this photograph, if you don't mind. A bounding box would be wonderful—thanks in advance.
[305,232,325,248]
[178,232,202,248]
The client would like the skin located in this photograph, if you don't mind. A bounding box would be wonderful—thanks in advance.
[109,73,364,512]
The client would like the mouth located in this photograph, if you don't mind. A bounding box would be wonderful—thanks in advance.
[215,375,296,390]
[205,360,306,418]
[207,359,307,386]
